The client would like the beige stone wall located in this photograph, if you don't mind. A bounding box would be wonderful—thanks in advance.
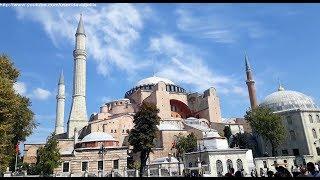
[259,110,320,161]
[195,88,222,123]
[57,139,75,152]
[151,131,188,161]
[54,148,128,176]
[88,115,134,146]
[23,144,45,164]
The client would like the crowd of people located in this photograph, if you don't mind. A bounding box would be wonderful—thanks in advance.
[248,162,320,177]
[185,161,320,177]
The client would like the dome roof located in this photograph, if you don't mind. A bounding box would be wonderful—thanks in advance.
[260,87,318,112]
[81,132,115,143]
[136,76,174,86]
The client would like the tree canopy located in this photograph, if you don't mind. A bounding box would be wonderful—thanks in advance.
[0,54,36,173]
[230,132,257,151]
[174,132,197,158]
[128,102,160,177]
[35,133,61,176]
[223,126,232,144]
[244,106,286,156]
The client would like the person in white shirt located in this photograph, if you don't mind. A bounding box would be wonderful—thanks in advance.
[315,163,319,172]
[306,162,320,177]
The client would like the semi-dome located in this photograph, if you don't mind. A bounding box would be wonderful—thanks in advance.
[260,85,318,112]
[136,76,174,86]
[81,132,115,143]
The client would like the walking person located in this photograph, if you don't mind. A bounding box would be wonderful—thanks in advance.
[306,162,320,177]
[297,167,308,177]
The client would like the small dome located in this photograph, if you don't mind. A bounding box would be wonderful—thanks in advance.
[81,132,115,143]
[260,88,318,112]
[136,76,174,86]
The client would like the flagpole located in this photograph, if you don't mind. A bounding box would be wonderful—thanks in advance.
[14,142,19,173]
[15,151,18,173]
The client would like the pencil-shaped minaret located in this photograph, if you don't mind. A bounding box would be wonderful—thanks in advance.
[55,70,65,134]
[67,14,88,138]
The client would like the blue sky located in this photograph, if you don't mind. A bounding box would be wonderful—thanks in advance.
[1,3,320,148]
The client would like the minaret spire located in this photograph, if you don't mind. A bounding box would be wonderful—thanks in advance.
[58,69,64,85]
[277,78,285,91]
[245,53,258,109]
[67,14,88,138]
[55,70,65,134]
[245,52,251,71]
[76,14,85,36]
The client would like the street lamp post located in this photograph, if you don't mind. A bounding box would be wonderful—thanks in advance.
[98,144,106,177]
[198,139,207,176]
[168,153,172,176]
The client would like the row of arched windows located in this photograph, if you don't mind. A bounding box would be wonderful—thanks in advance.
[110,129,130,134]
[216,159,243,177]
[308,114,320,123]
[125,85,155,97]
[166,85,186,93]
[312,129,320,139]
[288,128,320,141]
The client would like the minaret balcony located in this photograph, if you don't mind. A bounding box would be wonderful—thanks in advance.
[73,49,87,57]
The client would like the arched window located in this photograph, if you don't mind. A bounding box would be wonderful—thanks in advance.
[236,159,243,171]
[111,129,113,133]
[216,160,223,177]
[289,130,296,141]
[226,159,233,172]
[317,115,320,123]
[287,116,293,125]
[189,162,192,167]
[312,129,317,138]
[309,114,313,123]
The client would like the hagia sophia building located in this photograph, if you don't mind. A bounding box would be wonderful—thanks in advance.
[22,15,320,177]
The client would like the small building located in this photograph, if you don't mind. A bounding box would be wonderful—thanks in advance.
[54,132,128,177]
[184,130,255,177]
[258,85,320,162]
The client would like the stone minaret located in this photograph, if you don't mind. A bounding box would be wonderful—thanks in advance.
[245,54,258,109]
[67,14,88,138]
[55,70,65,134]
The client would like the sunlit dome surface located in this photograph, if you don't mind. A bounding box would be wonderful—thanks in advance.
[260,86,318,112]
[81,132,115,142]
[136,76,175,86]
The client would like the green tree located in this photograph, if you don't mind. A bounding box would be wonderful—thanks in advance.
[35,133,61,176]
[230,132,257,150]
[223,126,232,144]
[128,102,161,177]
[0,54,36,173]
[244,106,286,156]
[175,132,197,159]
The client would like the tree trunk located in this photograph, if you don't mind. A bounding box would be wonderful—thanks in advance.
[271,142,276,157]
[139,150,150,177]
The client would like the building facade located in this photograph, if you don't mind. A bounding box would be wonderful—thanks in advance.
[258,84,320,162]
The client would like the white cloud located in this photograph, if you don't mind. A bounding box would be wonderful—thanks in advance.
[14,4,152,77]
[32,88,52,100]
[149,34,245,96]
[175,7,271,43]
[13,81,27,95]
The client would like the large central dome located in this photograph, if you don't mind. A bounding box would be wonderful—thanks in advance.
[136,76,175,86]
[260,85,318,112]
